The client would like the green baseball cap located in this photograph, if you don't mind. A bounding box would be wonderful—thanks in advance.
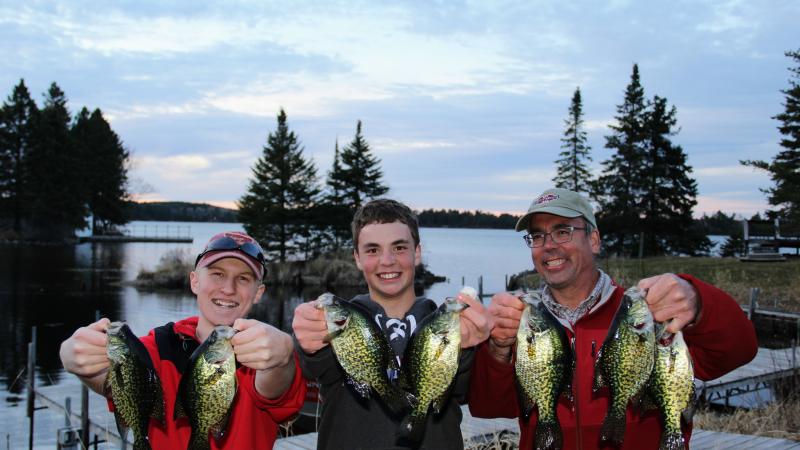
[515,188,597,232]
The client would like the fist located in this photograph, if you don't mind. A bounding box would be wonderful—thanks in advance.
[291,301,329,354]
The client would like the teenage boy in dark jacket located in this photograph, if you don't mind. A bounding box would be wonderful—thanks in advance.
[468,188,758,450]
[292,199,492,449]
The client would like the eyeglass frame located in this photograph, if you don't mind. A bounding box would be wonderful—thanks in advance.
[194,235,268,273]
[522,225,587,248]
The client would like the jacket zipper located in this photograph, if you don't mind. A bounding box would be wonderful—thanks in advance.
[572,334,583,450]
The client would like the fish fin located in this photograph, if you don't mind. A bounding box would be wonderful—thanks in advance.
[592,364,606,392]
[534,419,563,450]
[322,329,343,343]
[113,413,130,444]
[514,377,536,420]
[346,377,372,399]
[397,411,427,444]
[173,394,187,420]
[659,432,685,450]
[599,410,626,445]
[188,432,211,450]
[132,437,152,450]
[210,408,233,443]
[381,385,416,417]
[149,370,166,424]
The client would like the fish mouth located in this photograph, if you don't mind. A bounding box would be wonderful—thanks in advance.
[212,298,240,308]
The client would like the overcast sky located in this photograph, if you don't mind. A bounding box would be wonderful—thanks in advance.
[2,1,798,217]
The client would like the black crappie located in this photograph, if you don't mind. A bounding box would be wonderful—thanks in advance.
[649,324,695,450]
[515,292,573,450]
[175,326,237,450]
[398,295,468,444]
[105,322,165,450]
[316,293,414,416]
[593,286,655,446]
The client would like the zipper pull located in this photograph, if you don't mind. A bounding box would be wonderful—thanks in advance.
[570,336,576,353]
[591,340,596,358]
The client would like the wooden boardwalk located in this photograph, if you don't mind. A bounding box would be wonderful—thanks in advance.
[274,405,800,449]
[697,345,800,406]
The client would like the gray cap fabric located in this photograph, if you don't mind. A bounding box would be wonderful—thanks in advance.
[515,188,597,232]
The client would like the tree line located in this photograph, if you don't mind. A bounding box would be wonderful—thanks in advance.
[551,51,800,257]
[0,80,129,239]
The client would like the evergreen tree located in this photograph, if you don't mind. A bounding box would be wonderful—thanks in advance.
[0,79,39,232]
[640,96,709,255]
[25,83,87,236]
[593,64,649,256]
[322,139,352,249]
[335,120,389,211]
[741,48,800,222]
[553,87,593,193]
[71,107,130,234]
[238,109,321,262]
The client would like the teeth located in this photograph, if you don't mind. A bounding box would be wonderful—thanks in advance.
[213,299,238,308]
[545,258,565,267]
[378,273,400,279]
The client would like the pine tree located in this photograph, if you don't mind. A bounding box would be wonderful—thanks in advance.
[71,107,130,234]
[640,96,709,255]
[336,120,389,211]
[238,109,321,262]
[594,64,649,256]
[25,83,87,237]
[322,139,352,249]
[742,48,800,221]
[0,79,39,232]
[553,87,593,193]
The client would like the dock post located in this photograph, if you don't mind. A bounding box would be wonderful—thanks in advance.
[461,276,464,286]
[505,274,508,290]
[478,276,483,299]
[748,288,760,319]
[26,326,37,450]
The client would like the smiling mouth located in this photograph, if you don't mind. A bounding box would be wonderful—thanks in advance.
[544,258,566,268]
[378,273,400,280]
[212,299,239,308]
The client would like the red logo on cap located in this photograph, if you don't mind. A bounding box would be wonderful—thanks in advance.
[536,194,559,205]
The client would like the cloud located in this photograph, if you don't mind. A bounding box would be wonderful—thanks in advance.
[372,138,456,154]
[694,165,766,177]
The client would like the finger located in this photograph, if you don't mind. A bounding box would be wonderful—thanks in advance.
[296,303,326,321]
[637,275,659,292]
[492,316,520,330]
[664,316,691,334]
[89,318,111,331]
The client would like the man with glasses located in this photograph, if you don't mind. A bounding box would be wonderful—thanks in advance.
[60,231,305,449]
[468,187,758,449]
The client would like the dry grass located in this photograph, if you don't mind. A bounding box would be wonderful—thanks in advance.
[512,257,800,312]
[464,430,520,450]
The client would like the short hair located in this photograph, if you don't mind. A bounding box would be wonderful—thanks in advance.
[351,199,420,251]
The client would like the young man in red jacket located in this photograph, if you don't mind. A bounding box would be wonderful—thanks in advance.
[468,188,758,450]
[60,231,306,449]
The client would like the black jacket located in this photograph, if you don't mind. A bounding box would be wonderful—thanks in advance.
[296,295,475,450]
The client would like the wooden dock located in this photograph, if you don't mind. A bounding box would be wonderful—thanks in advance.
[274,405,800,449]
[697,345,800,406]
[77,224,193,243]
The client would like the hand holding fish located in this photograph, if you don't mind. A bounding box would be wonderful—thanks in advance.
[292,301,330,354]
[232,318,297,399]
[59,317,112,392]
[638,273,701,334]
[456,290,492,348]
[486,292,526,362]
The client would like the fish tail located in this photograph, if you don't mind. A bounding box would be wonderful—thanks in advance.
[534,419,562,450]
[397,412,426,444]
[132,437,152,450]
[659,431,685,450]
[187,432,211,450]
[599,409,626,445]
[383,386,416,416]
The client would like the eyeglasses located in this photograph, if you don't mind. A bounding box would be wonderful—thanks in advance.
[194,235,267,269]
[523,226,586,248]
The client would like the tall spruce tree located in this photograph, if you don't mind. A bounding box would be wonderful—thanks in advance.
[323,139,352,249]
[593,64,650,256]
[640,96,708,255]
[334,120,389,211]
[71,107,130,234]
[741,48,800,221]
[0,79,39,232]
[25,83,87,237]
[238,109,321,262]
[553,87,593,193]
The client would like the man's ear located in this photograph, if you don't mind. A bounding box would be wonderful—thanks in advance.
[414,244,422,266]
[253,283,265,304]
[189,270,200,295]
[590,229,601,255]
[353,249,363,270]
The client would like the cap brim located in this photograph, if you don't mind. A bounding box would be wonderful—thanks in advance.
[514,206,583,232]
[199,251,264,279]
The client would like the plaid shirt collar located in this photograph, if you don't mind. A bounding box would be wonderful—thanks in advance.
[541,270,613,328]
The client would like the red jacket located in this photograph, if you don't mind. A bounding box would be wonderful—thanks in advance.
[114,317,306,450]
[468,275,757,450]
